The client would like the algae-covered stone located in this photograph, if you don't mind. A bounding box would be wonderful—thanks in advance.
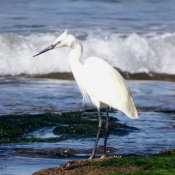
[0,110,138,144]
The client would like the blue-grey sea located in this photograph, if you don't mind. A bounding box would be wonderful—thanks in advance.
[0,0,175,175]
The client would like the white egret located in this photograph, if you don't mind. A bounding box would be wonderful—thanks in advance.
[33,29,138,159]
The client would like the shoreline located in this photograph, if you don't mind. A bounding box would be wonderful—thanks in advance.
[32,148,175,175]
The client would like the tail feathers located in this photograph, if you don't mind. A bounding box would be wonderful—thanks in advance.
[126,107,138,119]
[122,99,138,119]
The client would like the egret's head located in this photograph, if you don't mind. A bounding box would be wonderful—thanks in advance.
[33,29,76,57]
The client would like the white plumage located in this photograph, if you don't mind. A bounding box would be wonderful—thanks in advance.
[81,57,138,119]
[33,29,138,159]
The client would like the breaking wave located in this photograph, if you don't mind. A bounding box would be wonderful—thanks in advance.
[0,31,175,76]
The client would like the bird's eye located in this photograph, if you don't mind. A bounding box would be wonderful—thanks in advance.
[57,41,61,44]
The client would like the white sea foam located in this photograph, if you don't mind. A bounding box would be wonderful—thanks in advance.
[0,31,175,76]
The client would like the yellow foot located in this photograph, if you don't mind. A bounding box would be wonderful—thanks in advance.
[101,154,106,159]
[89,156,94,160]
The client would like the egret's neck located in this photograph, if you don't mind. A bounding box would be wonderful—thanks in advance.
[68,39,83,65]
[68,39,84,87]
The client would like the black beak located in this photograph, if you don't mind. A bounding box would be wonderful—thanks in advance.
[33,45,55,57]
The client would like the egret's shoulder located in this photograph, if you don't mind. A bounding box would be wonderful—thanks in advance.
[84,57,111,69]
[84,57,106,64]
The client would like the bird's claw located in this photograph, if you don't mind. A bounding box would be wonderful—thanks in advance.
[100,154,106,159]
[89,156,94,160]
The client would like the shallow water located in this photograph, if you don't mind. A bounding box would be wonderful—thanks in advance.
[0,156,71,175]
[0,77,175,115]
[0,78,175,175]
[0,77,83,115]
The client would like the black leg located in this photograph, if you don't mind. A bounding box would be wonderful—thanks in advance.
[101,107,109,158]
[89,108,102,159]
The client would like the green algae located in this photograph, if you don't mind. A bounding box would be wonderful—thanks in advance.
[32,153,175,175]
[90,154,175,175]
[53,119,135,139]
[0,110,138,144]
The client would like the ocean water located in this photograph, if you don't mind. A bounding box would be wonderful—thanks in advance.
[0,1,175,175]
[0,0,175,75]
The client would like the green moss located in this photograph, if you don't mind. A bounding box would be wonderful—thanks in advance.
[53,120,136,139]
[90,154,175,175]
[0,112,80,142]
[54,124,98,138]
[0,110,138,144]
